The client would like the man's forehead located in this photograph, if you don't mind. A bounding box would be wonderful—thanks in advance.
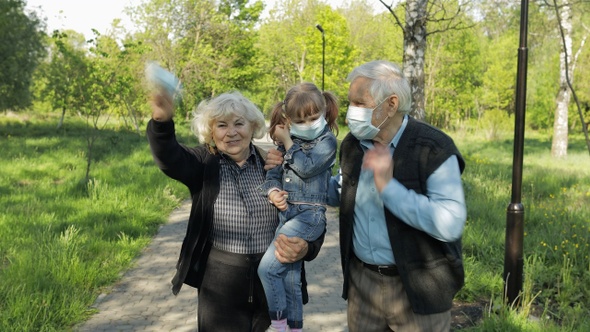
[348,77,372,100]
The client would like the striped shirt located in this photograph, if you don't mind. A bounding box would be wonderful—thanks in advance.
[210,146,279,254]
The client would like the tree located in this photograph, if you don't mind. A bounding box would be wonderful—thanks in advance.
[425,13,483,128]
[38,30,88,129]
[525,2,561,131]
[340,1,403,67]
[128,0,264,117]
[91,31,150,134]
[77,32,128,182]
[550,0,574,157]
[546,0,590,156]
[379,0,473,120]
[0,0,46,111]
[255,0,356,114]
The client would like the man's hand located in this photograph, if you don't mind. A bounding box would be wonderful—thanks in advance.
[362,142,394,192]
[269,190,289,211]
[274,234,308,263]
[264,148,284,171]
[150,92,174,121]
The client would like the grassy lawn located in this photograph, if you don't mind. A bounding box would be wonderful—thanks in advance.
[452,128,590,331]
[0,112,192,331]
[1,112,589,331]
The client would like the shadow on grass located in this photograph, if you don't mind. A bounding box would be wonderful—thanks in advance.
[1,116,198,167]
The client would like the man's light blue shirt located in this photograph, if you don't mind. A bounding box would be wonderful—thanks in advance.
[327,115,467,265]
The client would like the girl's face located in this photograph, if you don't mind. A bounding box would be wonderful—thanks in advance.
[212,114,253,166]
[289,111,321,126]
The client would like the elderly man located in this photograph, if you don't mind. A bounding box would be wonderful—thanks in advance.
[331,60,466,331]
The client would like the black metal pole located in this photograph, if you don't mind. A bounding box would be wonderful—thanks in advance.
[504,0,529,306]
[316,24,325,91]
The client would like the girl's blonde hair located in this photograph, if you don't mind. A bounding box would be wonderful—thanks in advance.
[268,82,338,143]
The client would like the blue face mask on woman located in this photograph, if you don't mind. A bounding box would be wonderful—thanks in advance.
[290,116,327,141]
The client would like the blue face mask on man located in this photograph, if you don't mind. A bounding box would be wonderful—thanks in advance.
[346,98,389,140]
[290,116,327,141]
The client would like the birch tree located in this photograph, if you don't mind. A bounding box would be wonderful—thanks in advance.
[379,0,472,120]
[540,0,590,157]
[550,0,573,157]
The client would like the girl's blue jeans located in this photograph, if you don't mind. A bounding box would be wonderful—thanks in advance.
[258,204,326,329]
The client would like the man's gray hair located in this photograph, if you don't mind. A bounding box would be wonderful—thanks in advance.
[347,60,412,115]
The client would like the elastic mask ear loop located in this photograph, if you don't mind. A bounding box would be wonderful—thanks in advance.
[374,96,396,129]
[375,116,388,130]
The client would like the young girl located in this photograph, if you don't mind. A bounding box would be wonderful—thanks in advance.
[257,82,339,332]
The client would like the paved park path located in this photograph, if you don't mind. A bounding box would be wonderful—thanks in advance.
[75,137,349,332]
[75,201,347,332]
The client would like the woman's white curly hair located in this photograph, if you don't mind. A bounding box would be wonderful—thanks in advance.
[190,91,267,147]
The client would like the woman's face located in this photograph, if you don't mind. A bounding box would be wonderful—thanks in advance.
[212,114,253,165]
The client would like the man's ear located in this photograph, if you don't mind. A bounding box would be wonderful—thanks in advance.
[386,95,399,117]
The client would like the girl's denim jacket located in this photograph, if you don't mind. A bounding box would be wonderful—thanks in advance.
[258,126,337,205]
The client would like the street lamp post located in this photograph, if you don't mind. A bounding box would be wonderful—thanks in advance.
[504,0,529,306]
[316,24,325,91]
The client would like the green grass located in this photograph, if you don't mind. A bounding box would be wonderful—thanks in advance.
[0,112,194,331]
[1,112,589,330]
[453,130,590,330]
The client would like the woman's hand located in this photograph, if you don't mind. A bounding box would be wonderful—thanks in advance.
[150,92,174,122]
[274,234,309,263]
[264,148,284,171]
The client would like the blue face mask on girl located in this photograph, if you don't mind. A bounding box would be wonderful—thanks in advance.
[290,116,327,141]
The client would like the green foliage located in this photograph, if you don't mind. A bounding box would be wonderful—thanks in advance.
[527,52,560,130]
[480,109,513,140]
[36,30,88,116]
[479,32,519,115]
[425,11,483,128]
[0,0,47,111]
[254,0,356,121]
[128,0,264,118]
[525,3,562,131]
[19,0,590,140]
[340,0,403,63]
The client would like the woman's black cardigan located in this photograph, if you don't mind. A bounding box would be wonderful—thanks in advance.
[147,119,325,303]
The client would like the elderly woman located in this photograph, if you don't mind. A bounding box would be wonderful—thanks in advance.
[147,91,324,332]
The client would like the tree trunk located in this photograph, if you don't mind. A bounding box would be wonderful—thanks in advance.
[403,0,427,120]
[124,97,141,135]
[57,106,66,129]
[551,0,572,158]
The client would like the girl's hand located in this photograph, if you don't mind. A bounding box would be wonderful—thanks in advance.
[269,190,288,211]
[272,124,291,145]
